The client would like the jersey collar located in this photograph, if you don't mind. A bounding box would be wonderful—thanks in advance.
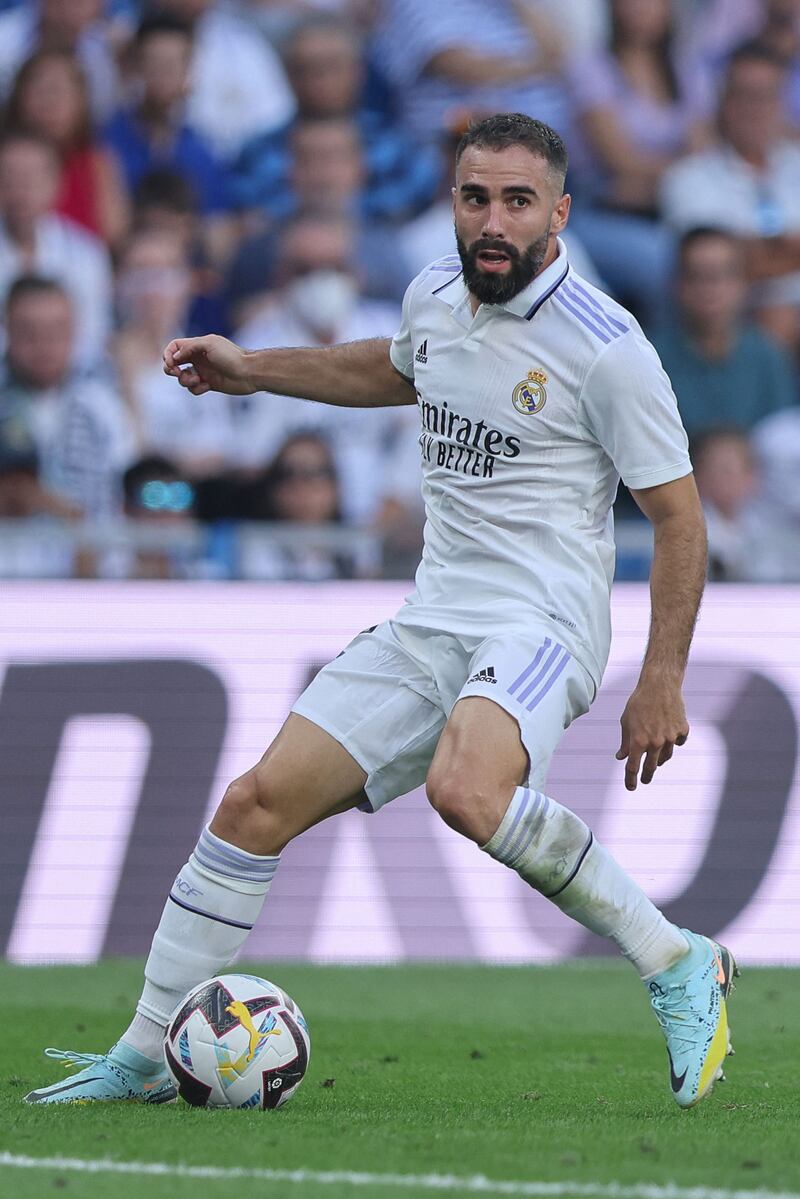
[431,237,570,320]
[500,237,570,320]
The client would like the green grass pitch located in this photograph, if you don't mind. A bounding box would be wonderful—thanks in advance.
[1,960,798,1199]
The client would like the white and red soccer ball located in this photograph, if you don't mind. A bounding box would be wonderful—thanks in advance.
[164,973,311,1109]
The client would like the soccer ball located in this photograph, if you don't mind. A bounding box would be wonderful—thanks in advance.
[163,973,311,1109]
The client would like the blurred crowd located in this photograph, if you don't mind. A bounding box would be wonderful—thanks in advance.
[0,0,799,581]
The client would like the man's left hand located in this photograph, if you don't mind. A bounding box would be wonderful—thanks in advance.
[616,681,690,791]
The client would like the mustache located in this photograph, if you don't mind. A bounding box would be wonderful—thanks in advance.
[469,238,520,260]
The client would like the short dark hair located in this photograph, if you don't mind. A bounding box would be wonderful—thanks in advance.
[455,112,568,189]
[5,274,67,314]
[727,38,787,76]
[135,11,193,47]
[676,225,744,269]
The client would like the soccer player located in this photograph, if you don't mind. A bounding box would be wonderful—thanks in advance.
[27,113,736,1109]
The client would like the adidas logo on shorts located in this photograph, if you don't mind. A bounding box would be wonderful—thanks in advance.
[467,666,497,685]
[415,339,428,364]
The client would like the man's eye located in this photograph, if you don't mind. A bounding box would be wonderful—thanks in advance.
[510,196,529,207]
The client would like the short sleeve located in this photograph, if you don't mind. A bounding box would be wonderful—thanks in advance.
[389,275,417,382]
[578,330,691,490]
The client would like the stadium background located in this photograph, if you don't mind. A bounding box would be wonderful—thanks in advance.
[1,0,800,972]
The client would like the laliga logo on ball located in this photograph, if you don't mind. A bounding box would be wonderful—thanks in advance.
[512,368,548,415]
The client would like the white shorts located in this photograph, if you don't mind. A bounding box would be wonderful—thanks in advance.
[292,619,594,812]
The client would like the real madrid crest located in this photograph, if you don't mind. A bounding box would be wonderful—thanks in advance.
[512,368,548,415]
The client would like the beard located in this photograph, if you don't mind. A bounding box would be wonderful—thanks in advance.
[456,226,551,306]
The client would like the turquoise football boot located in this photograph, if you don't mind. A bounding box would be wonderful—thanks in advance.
[648,929,738,1109]
[24,1041,176,1105]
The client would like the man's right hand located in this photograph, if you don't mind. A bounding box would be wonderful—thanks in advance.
[162,335,255,396]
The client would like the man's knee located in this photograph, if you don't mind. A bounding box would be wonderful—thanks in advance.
[426,766,503,846]
[212,767,290,854]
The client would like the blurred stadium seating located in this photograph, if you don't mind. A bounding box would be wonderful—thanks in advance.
[0,0,796,582]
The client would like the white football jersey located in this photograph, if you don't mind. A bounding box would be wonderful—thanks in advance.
[389,239,691,686]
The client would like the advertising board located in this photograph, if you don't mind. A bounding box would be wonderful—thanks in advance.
[2,583,797,964]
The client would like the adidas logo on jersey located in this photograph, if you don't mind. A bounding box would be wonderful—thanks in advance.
[415,339,428,363]
[467,666,496,685]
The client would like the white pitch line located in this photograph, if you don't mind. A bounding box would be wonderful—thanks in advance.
[0,1153,798,1199]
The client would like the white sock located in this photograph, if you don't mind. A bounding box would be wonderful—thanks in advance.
[121,825,279,1060]
[482,786,688,978]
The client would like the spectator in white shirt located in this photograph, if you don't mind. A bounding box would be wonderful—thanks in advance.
[157,0,296,160]
[113,226,232,476]
[747,407,800,580]
[691,427,760,580]
[0,132,113,366]
[228,212,418,526]
[0,276,134,518]
[660,41,800,353]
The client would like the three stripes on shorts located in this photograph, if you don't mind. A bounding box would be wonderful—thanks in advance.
[506,638,570,712]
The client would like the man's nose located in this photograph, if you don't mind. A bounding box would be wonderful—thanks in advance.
[481,202,506,239]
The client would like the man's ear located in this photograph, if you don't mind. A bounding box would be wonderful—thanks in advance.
[550,192,571,235]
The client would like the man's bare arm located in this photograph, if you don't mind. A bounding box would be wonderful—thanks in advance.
[635,473,707,680]
[617,473,707,790]
[163,335,417,408]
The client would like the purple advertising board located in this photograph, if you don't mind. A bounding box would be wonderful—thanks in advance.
[1,582,798,965]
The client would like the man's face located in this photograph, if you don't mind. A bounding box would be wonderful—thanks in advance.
[677,236,747,329]
[139,32,191,110]
[720,59,784,156]
[453,145,569,305]
[290,121,363,210]
[0,141,60,225]
[7,291,74,389]
[287,29,361,118]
